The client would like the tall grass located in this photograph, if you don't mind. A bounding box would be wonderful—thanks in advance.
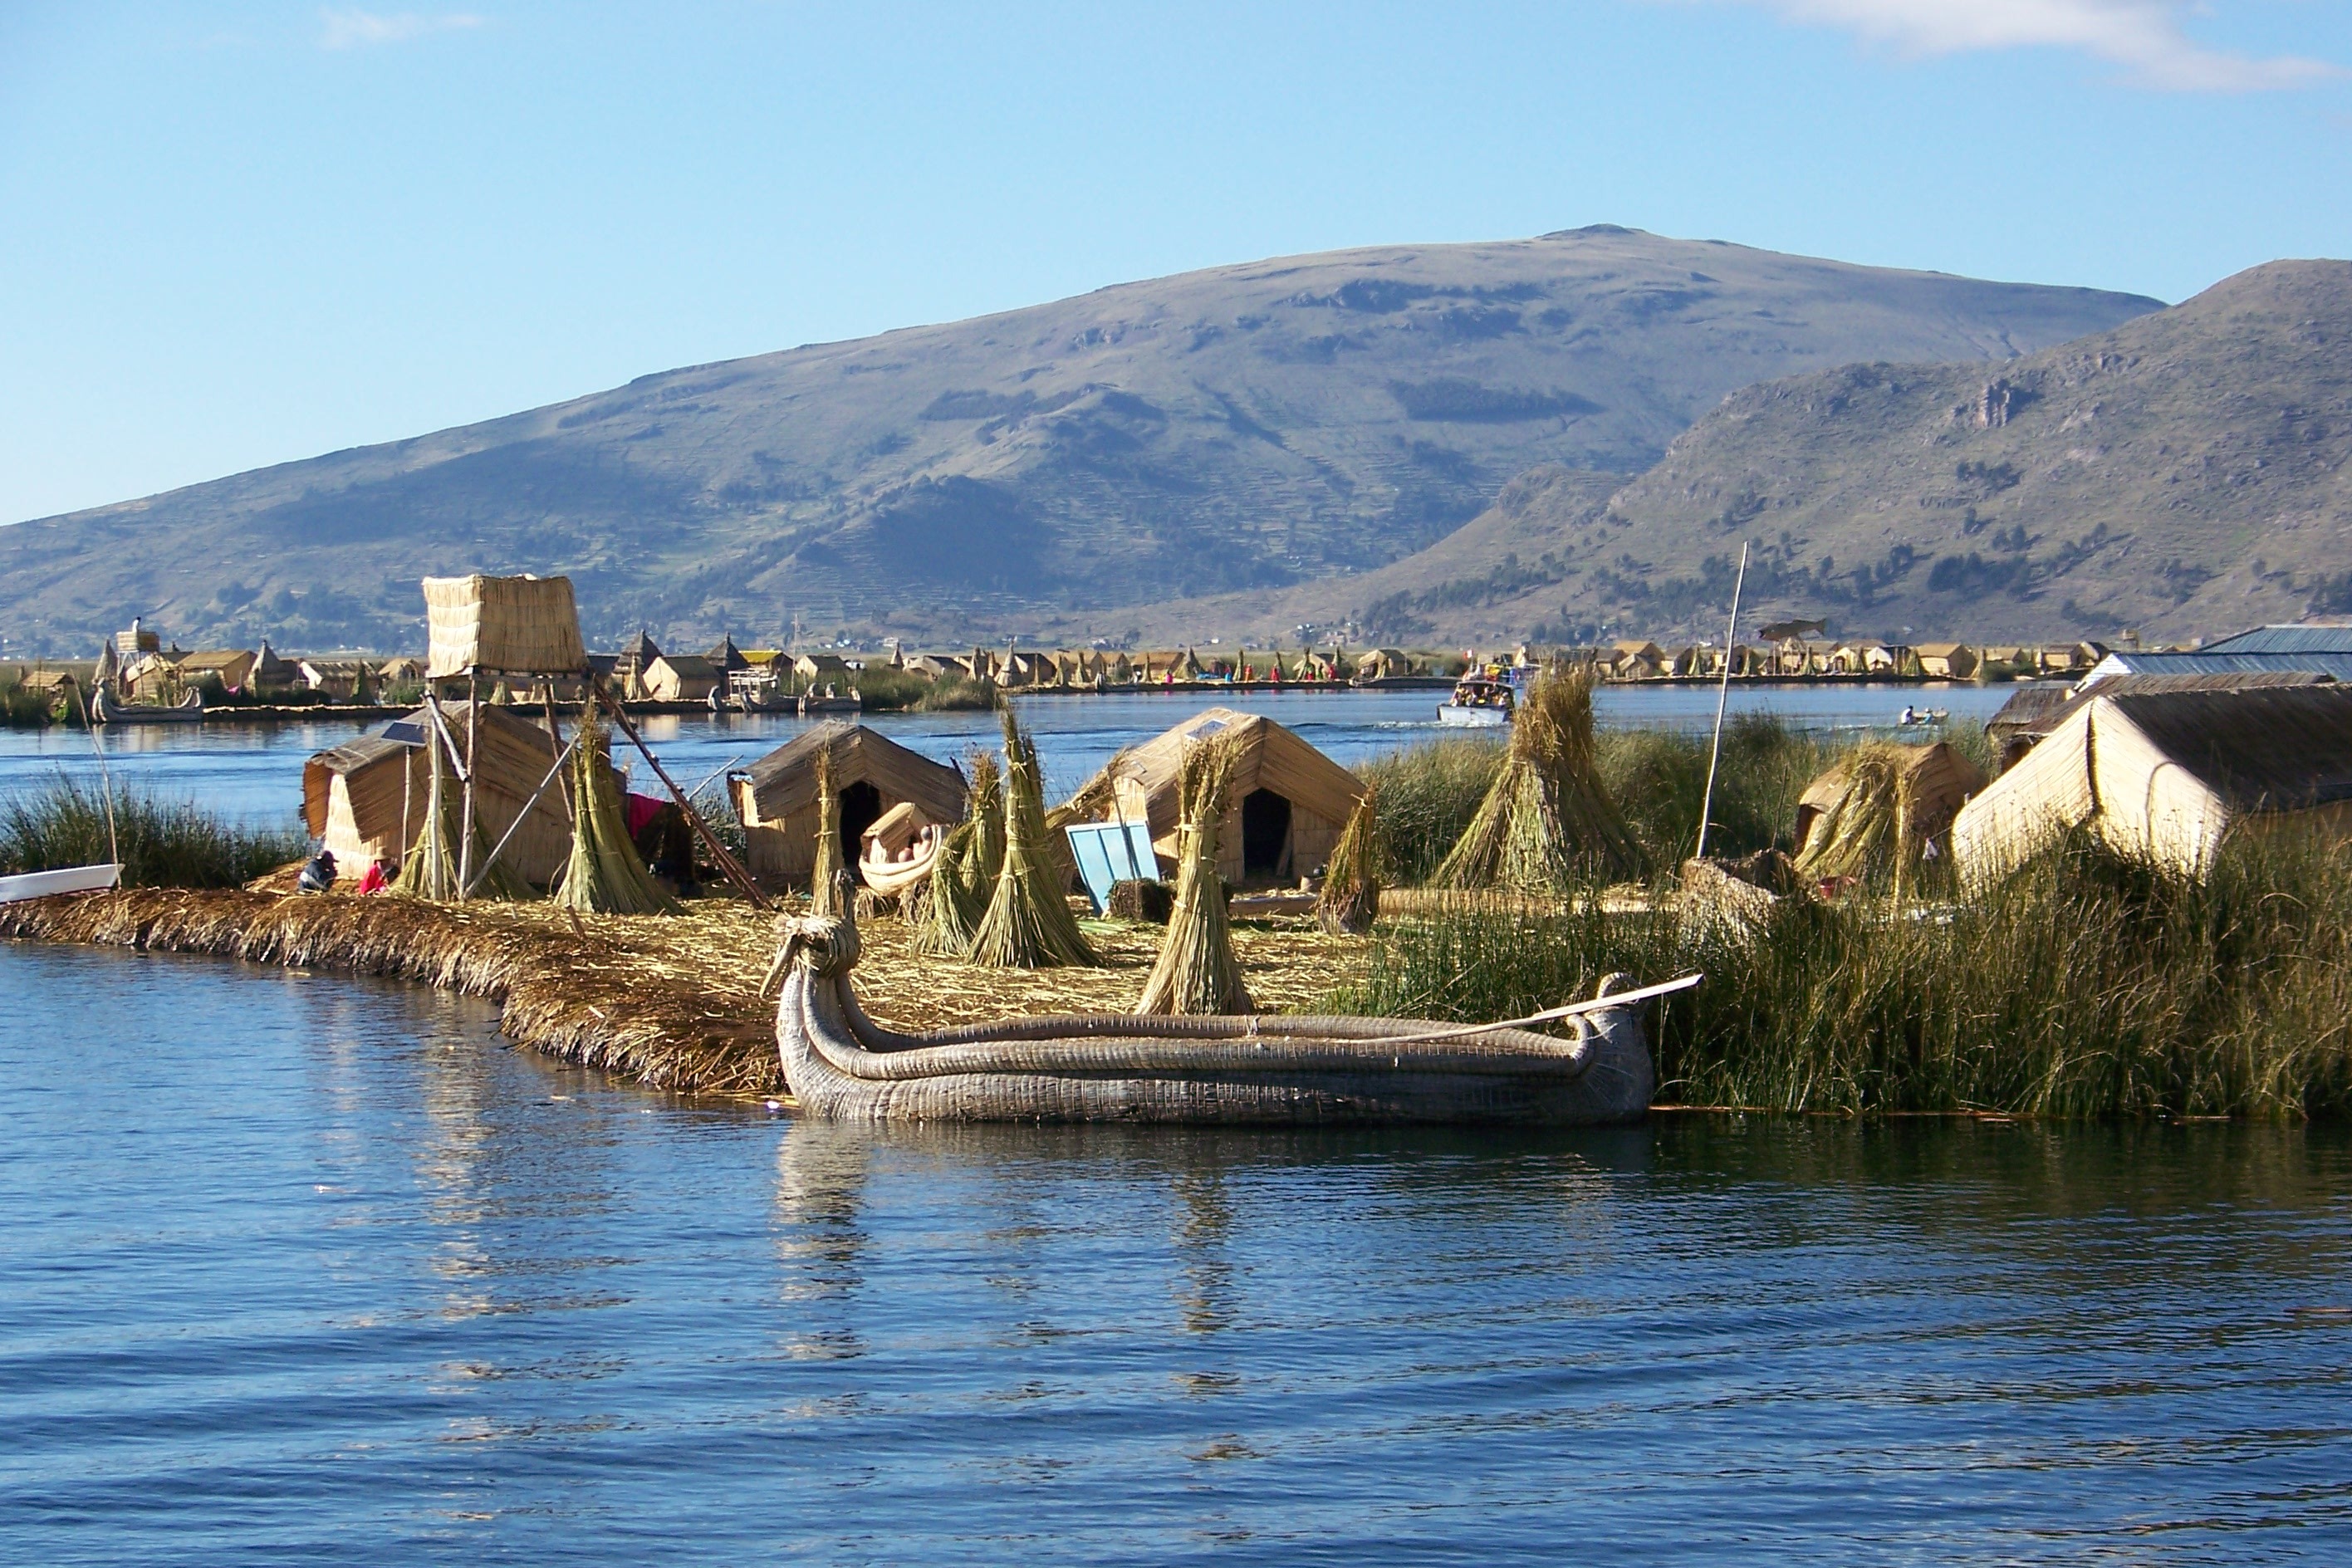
[1328,826,2352,1120]
[1360,713,1836,882]
[920,674,1000,712]
[853,667,931,713]
[2,777,308,889]
[1355,737,1504,884]
[2,686,56,729]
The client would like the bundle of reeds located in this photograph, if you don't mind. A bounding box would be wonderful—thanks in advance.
[1316,787,1381,936]
[968,710,1097,968]
[1791,742,1913,887]
[1138,731,1252,1014]
[551,709,678,916]
[1434,661,1641,897]
[914,751,1001,957]
[393,728,530,902]
[809,748,846,918]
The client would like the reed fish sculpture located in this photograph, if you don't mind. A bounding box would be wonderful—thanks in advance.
[767,910,1687,1125]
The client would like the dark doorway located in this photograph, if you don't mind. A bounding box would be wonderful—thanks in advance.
[1240,788,1291,880]
[839,780,884,882]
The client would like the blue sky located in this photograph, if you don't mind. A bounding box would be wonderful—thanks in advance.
[2,2,2347,525]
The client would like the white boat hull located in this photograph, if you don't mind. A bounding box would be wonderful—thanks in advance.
[1437,703,1509,728]
[0,864,122,904]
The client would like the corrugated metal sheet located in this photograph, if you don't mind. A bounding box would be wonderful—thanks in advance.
[2197,624,2352,655]
[2088,651,2352,682]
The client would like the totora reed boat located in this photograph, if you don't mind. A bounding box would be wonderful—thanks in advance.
[768,909,1689,1125]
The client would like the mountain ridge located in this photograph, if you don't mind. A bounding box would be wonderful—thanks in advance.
[0,228,2161,652]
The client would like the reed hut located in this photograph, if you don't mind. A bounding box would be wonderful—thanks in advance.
[1913,642,1978,679]
[1952,685,2352,883]
[1102,708,1365,887]
[301,702,593,886]
[641,653,718,703]
[1791,741,1986,883]
[729,722,966,884]
[178,649,257,692]
[1355,648,1409,683]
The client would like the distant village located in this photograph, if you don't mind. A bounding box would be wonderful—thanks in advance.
[0,610,2306,724]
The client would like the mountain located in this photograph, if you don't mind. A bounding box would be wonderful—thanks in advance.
[0,228,2159,653]
[1111,259,2351,650]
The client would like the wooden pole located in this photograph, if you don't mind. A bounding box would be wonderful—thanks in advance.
[1694,541,1750,863]
[591,676,770,909]
[458,668,480,899]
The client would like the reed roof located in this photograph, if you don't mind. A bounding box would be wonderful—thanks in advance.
[424,574,586,679]
[733,722,967,823]
[1108,708,1365,842]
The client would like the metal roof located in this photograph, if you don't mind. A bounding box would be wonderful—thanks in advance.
[2198,624,2352,655]
[2087,650,2352,683]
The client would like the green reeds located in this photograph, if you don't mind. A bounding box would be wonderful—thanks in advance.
[919,674,999,712]
[1354,736,1504,884]
[1434,661,1642,896]
[1316,788,1381,936]
[1331,825,2352,1120]
[2,685,56,730]
[551,709,677,916]
[0,776,306,889]
[968,710,1097,968]
[916,751,1000,956]
[1138,730,1250,1013]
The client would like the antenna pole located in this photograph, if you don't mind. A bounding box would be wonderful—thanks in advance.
[1694,541,1750,863]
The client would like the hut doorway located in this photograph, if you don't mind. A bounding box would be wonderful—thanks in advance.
[1241,788,1291,881]
[839,781,884,878]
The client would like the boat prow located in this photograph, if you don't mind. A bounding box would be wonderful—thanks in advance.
[0,864,122,904]
[770,911,1669,1125]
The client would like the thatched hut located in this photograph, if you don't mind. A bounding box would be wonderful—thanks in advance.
[1953,685,2352,883]
[1100,708,1366,887]
[301,702,589,885]
[178,649,257,691]
[1913,642,1978,679]
[1791,741,1987,880]
[729,722,967,884]
[642,653,718,703]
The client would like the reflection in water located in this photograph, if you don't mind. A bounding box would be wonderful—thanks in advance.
[6,944,2351,1565]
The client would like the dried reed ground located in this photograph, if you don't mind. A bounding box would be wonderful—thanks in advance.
[0,889,1372,1098]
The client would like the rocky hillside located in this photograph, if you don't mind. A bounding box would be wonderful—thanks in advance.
[1116,259,2347,650]
[0,228,2157,652]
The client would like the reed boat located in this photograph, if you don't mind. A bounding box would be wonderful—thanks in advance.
[91,688,203,724]
[857,830,942,898]
[769,910,1684,1125]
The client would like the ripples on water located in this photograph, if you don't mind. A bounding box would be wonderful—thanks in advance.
[4,943,2348,1564]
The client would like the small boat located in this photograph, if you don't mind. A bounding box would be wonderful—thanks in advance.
[0,863,121,904]
[800,684,862,717]
[1438,675,1515,728]
[857,803,943,898]
[769,909,1688,1125]
[91,688,203,724]
[1894,706,1950,728]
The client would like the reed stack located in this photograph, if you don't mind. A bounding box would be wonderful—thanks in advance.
[968,709,1097,968]
[1138,730,1251,1014]
[1435,660,1641,896]
[552,708,676,915]
[1317,788,1381,936]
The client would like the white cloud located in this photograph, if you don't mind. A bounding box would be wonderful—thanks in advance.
[1680,1,2341,91]
[319,8,484,51]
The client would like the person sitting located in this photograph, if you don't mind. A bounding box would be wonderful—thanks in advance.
[355,856,394,896]
[296,849,338,894]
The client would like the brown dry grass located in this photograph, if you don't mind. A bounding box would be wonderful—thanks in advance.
[2,888,1374,1098]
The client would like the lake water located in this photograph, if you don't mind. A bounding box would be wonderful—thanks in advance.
[3,940,2348,1564]
[0,684,2015,827]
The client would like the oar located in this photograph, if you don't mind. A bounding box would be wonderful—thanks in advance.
[1302,973,1704,1048]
